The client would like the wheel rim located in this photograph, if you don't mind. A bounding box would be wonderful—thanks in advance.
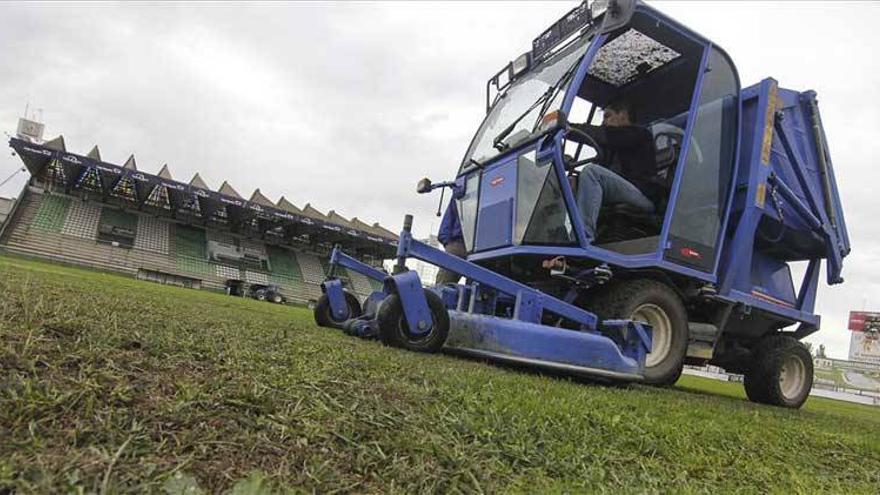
[631,303,672,368]
[393,295,437,345]
[397,314,434,344]
[334,304,351,322]
[779,354,806,400]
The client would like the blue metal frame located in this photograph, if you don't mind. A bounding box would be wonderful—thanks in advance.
[710,77,846,330]
[328,236,599,330]
[655,44,712,256]
[330,248,388,281]
[324,232,651,379]
[396,231,599,329]
[322,278,351,322]
[771,108,844,284]
[386,270,434,336]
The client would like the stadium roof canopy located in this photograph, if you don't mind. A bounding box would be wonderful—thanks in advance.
[10,137,398,258]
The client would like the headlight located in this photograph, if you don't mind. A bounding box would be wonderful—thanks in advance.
[590,0,609,19]
[511,52,531,78]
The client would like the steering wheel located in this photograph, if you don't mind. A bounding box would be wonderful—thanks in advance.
[564,126,606,170]
[652,123,703,164]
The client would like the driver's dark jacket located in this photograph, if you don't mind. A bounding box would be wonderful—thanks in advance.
[570,123,661,204]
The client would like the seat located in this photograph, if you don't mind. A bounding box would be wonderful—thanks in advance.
[597,204,662,243]
[594,127,683,243]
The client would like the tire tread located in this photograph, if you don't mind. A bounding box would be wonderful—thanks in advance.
[744,335,813,408]
[314,291,362,328]
[584,279,687,386]
[377,290,449,353]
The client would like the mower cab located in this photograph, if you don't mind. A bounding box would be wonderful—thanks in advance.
[455,1,846,284]
[317,0,849,407]
[459,0,735,270]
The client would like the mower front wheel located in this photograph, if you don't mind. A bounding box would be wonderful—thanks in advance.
[377,290,449,353]
[314,291,362,328]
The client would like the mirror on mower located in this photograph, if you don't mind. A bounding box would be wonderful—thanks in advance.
[417,177,433,194]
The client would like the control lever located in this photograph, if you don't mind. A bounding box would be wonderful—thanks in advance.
[436,187,446,217]
[544,257,613,287]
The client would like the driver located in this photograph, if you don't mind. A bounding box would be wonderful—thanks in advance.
[569,100,658,242]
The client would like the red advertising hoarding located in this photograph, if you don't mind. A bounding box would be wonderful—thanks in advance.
[849,312,880,363]
[847,311,880,332]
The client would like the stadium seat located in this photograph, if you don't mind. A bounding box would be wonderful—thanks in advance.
[244,270,269,285]
[97,208,138,247]
[264,246,307,296]
[173,225,213,276]
[61,200,101,240]
[31,194,71,233]
[239,238,268,260]
[295,251,327,285]
[207,230,236,245]
[268,246,303,281]
[346,269,376,298]
[100,208,138,232]
[134,216,169,254]
[215,264,241,280]
[5,190,386,306]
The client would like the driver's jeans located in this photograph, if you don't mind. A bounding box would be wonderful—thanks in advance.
[576,164,655,242]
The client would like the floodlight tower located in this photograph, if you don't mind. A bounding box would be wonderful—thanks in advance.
[16,104,45,144]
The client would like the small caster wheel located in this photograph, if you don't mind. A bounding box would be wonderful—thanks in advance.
[377,289,449,353]
[314,290,362,328]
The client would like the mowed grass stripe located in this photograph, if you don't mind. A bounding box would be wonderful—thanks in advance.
[0,254,878,493]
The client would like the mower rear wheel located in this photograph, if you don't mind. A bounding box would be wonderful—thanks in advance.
[587,279,688,386]
[314,291,362,328]
[272,294,284,304]
[743,335,813,408]
[377,290,449,353]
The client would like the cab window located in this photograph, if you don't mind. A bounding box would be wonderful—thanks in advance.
[664,47,739,270]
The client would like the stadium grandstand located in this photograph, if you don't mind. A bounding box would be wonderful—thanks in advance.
[0,122,396,304]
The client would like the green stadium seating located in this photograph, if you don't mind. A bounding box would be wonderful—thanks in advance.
[266,247,307,294]
[295,251,327,284]
[100,207,138,231]
[31,194,70,233]
[134,216,169,254]
[268,246,303,282]
[61,200,101,239]
[173,225,213,276]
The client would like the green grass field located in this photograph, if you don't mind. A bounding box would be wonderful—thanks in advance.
[1,254,878,493]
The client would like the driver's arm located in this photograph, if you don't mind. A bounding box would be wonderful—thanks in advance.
[570,124,648,149]
[568,123,608,146]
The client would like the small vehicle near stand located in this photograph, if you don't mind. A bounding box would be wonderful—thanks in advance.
[226,279,287,304]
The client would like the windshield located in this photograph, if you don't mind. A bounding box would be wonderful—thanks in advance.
[460,35,593,173]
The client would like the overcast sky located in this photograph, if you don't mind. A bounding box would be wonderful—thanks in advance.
[0,1,877,359]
